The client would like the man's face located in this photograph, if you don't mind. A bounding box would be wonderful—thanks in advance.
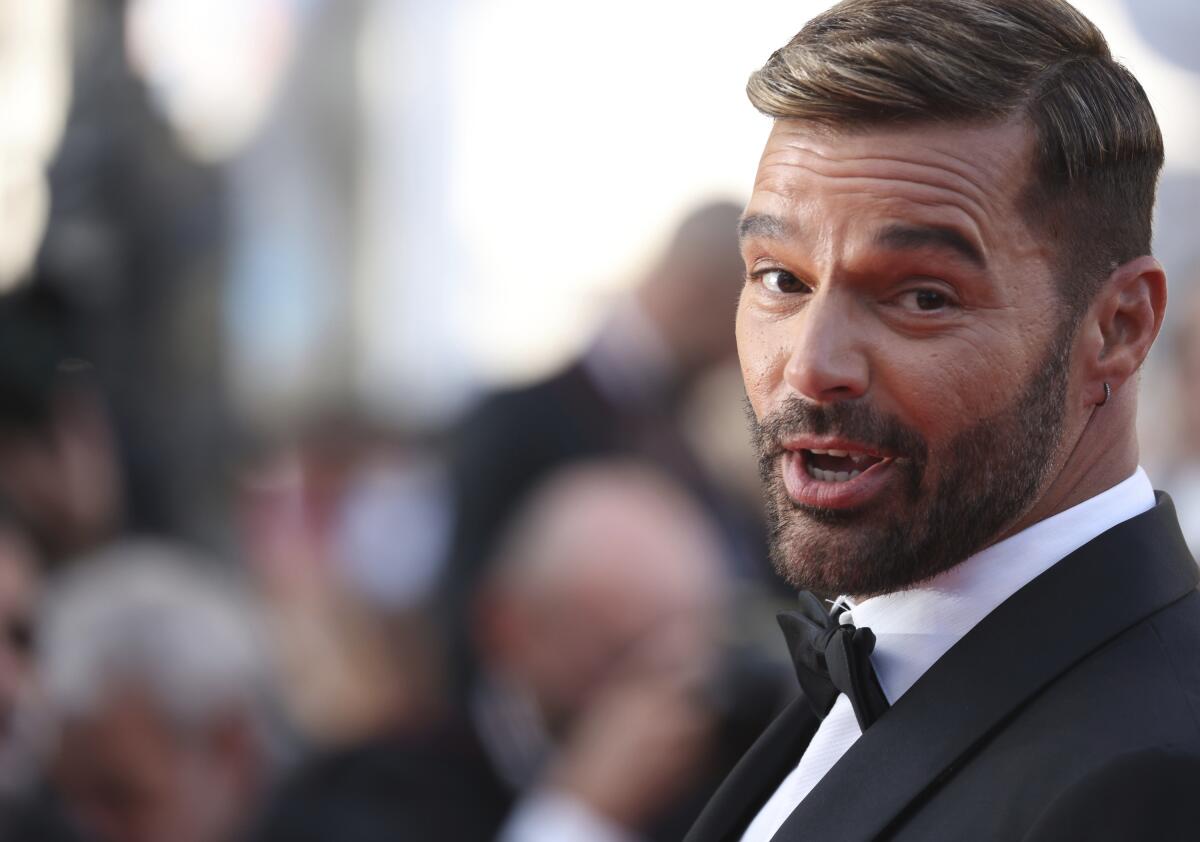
[739,119,1078,598]
[55,690,252,842]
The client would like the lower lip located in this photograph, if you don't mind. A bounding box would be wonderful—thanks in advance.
[781,451,896,510]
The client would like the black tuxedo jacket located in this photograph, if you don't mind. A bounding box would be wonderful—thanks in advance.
[686,495,1200,842]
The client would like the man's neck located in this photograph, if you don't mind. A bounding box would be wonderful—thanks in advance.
[996,400,1140,545]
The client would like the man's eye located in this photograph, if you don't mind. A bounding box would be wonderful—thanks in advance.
[759,269,809,294]
[899,289,951,311]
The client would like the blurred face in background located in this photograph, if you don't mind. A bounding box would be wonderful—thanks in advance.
[0,390,124,562]
[54,687,260,842]
[478,467,724,737]
[0,525,38,744]
[501,559,716,737]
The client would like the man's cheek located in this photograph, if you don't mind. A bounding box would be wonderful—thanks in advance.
[737,346,786,409]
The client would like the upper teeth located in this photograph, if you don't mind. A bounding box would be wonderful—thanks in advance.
[810,448,874,463]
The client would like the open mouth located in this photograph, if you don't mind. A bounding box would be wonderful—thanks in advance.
[780,443,899,510]
[801,448,888,483]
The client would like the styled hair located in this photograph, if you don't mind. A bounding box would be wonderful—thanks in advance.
[748,0,1164,315]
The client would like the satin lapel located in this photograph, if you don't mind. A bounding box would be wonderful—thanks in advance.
[685,697,819,842]
[770,494,1198,842]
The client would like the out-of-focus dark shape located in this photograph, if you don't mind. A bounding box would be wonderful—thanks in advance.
[9,542,274,842]
[1161,292,1200,555]
[442,200,774,695]
[35,0,230,550]
[0,499,46,831]
[252,460,786,842]
[0,284,124,563]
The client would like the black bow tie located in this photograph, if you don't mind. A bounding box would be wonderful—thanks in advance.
[777,592,890,731]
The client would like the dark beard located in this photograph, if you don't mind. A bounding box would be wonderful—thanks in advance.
[749,323,1073,599]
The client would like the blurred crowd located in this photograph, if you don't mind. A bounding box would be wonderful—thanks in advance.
[0,194,800,841]
[1,2,1199,842]
[0,7,795,841]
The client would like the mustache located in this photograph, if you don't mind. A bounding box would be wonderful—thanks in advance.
[746,396,929,465]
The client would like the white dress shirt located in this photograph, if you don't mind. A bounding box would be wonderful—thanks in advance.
[740,467,1156,842]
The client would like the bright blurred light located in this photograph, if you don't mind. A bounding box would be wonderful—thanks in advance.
[355,0,835,412]
[446,0,826,382]
[125,0,296,162]
[357,0,1200,403]
[0,0,70,290]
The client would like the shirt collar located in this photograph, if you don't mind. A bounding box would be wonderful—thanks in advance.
[840,467,1156,704]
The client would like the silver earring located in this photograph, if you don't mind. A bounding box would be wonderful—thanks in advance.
[1098,382,1111,406]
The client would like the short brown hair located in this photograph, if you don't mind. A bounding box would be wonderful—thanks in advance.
[748,0,1164,315]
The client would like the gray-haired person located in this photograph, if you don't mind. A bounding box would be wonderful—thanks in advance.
[32,543,274,842]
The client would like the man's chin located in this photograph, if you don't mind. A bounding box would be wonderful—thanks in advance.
[768,487,1021,599]
[768,525,902,597]
[791,501,873,525]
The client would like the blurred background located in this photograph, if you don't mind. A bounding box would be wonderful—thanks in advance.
[0,1,1198,841]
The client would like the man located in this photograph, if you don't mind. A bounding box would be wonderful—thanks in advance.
[442,200,774,714]
[12,542,273,842]
[444,200,761,638]
[477,461,750,842]
[686,1,1200,840]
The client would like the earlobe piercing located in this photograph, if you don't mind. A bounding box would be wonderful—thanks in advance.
[1098,382,1111,407]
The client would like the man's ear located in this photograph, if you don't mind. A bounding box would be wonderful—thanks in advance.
[1078,255,1166,406]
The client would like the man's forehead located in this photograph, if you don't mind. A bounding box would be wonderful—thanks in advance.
[743,117,1039,255]
[753,117,1034,201]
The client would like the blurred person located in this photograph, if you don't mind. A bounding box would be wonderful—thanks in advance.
[687,1,1200,841]
[10,542,273,842]
[444,199,771,699]
[252,461,785,842]
[0,499,46,828]
[478,461,757,842]
[38,0,230,549]
[0,283,124,564]
[1161,292,1200,554]
[237,421,451,748]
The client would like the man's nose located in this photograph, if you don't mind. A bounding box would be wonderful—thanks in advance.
[782,291,869,402]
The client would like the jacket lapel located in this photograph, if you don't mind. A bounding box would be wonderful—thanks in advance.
[767,494,1198,841]
[684,697,819,842]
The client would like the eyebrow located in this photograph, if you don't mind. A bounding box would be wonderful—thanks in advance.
[875,223,986,269]
[738,213,796,241]
[739,213,987,270]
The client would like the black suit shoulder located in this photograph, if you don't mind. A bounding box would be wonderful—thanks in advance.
[249,720,513,842]
[686,498,1200,842]
[1023,742,1200,841]
[891,591,1200,841]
